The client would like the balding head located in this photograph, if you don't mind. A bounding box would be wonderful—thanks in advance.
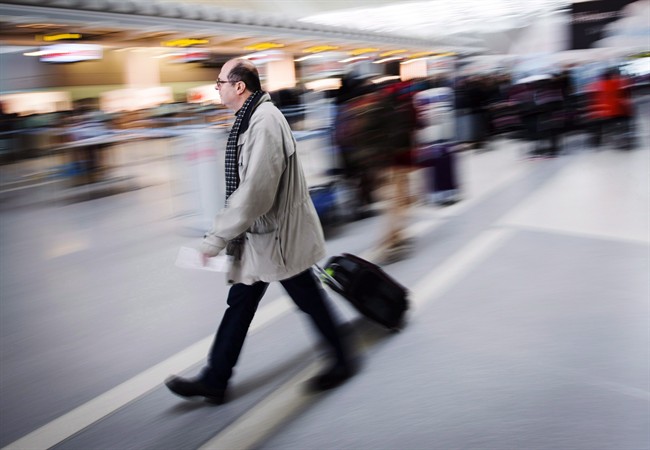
[222,58,262,92]
[217,58,263,111]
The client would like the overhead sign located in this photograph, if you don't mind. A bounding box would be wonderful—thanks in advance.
[162,38,209,47]
[41,33,82,42]
[303,45,340,53]
[165,49,211,63]
[427,55,456,75]
[349,47,379,56]
[244,42,285,51]
[243,50,286,64]
[298,51,346,80]
[39,43,102,63]
[570,0,637,49]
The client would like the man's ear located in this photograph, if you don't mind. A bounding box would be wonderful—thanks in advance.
[236,81,246,95]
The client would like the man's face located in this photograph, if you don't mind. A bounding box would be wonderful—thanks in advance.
[216,61,238,110]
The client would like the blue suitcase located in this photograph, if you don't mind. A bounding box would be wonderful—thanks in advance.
[309,182,338,225]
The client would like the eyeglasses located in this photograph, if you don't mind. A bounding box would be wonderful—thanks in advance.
[215,78,231,88]
[216,78,240,88]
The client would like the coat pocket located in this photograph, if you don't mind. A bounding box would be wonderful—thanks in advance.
[245,230,286,270]
[249,215,277,234]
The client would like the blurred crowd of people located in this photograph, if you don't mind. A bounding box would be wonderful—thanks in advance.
[328,65,639,264]
[456,67,636,154]
[1,63,641,267]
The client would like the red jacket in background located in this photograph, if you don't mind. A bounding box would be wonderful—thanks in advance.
[588,76,631,120]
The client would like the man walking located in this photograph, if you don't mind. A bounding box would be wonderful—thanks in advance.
[165,58,354,404]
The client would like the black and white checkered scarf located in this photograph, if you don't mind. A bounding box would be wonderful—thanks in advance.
[224,89,263,259]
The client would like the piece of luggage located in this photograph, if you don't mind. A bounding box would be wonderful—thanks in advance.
[316,253,409,330]
[309,179,361,226]
[416,141,460,205]
[309,182,338,225]
[429,144,458,193]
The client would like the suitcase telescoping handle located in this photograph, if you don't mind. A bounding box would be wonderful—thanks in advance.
[313,264,344,292]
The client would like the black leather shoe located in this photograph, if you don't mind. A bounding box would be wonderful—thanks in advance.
[307,363,355,392]
[164,376,227,404]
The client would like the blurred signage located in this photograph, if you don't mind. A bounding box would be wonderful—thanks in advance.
[41,33,82,42]
[243,50,286,64]
[244,42,285,51]
[187,85,221,104]
[303,45,340,53]
[0,91,72,115]
[380,50,408,57]
[427,55,455,75]
[349,47,379,56]
[408,52,434,59]
[162,38,209,47]
[571,0,637,49]
[166,49,210,63]
[298,51,345,80]
[39,43,102,63]
[100,86,172,113]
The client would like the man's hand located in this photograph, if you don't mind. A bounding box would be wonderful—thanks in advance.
[201,252,210,267]
[201,234,227,259]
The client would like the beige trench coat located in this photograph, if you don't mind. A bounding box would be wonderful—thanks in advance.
[201,93,326,284]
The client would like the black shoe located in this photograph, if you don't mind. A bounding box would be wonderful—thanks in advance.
[307,363,355,392]
[164,376,227,404]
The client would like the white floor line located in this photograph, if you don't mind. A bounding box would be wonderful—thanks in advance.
[198,361,324,450]
[0,179,60,194]
[501,222,650,246]
[198,227,514,450]
[1,296,294,450]
[409,227,513,311]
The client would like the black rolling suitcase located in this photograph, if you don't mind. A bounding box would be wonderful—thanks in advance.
[315,253,409,330]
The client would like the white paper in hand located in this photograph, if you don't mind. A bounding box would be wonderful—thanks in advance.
[175,246,230,272]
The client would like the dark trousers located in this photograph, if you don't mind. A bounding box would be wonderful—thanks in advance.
[589,116,632,148]
[201,268,348,389]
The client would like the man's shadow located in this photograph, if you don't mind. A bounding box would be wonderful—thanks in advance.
[166,316,401,413]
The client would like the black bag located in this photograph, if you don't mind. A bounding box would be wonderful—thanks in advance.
[316,253,409,330]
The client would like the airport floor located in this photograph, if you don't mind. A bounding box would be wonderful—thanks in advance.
[1,115,649,449]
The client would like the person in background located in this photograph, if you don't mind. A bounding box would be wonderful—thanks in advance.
[466,76,490,150]
[586,68,633,149]
[165,58,354,404]
[369,79,418,265]
[515,76,564,158]
[532,76,566,157]
[0,101,19,163]
[333,73,383,214]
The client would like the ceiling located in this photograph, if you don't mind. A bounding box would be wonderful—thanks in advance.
[0,0,607,59]
[0,0,473,58]
[155,0,406,19]
[157,0,573,45]
[0,0,568,58]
